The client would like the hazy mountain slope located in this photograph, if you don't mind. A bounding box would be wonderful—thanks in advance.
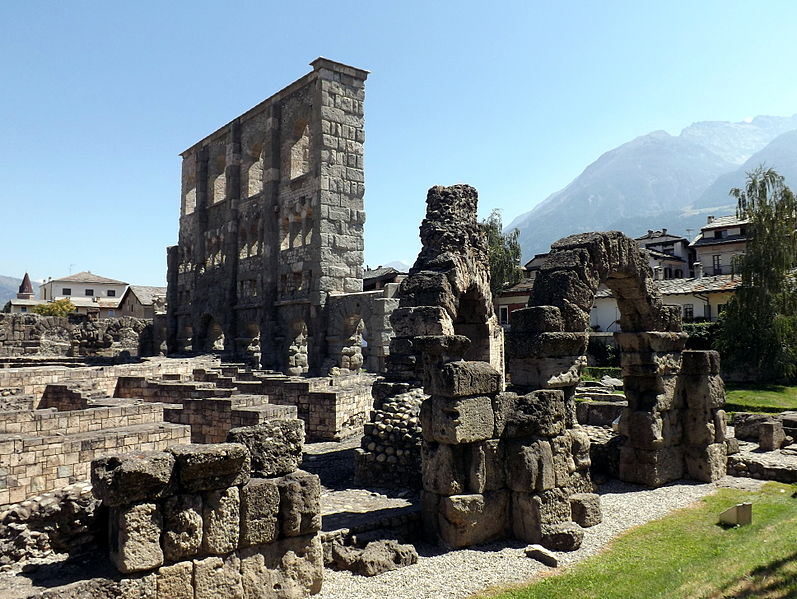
[507,131,733,257]
[507,115,797,260]
[680,115,797,165]
[692,129,797,210]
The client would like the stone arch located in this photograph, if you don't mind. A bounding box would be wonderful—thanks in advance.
[238,321,261,368]
[386,185,503,382]
[325,295,376,374]
[509,231,725,487]
[286,320,309,376]
[198,314,226,353]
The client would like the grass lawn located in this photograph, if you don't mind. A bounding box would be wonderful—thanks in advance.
[478,483,797,599]
[725,384,797,413]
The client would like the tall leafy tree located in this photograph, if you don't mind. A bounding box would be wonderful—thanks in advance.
[716,166,797,381]
[481,209,522,297]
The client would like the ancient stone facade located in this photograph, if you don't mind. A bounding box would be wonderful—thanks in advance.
[516,231,728,486]
[90,430,322,598]
[167,58,393,376]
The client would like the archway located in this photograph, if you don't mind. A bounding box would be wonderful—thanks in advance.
[509,231,726,486]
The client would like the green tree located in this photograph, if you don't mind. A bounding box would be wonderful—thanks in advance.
[716,166,797,381]
[33,298,76,317]
[481,208,523,296]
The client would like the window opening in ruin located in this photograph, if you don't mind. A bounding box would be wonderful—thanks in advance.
[183,170,196,215]
[683,304,694,321]
[204,317,225,352]
[290,219,302,248]
[280,218,290,251]
[246,142,263,198]
[453,286,491,362]
[303,212,313,245]
[212,154,226,204]
[289,123,310,180]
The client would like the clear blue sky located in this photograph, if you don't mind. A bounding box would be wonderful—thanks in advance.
[3,1,797,286]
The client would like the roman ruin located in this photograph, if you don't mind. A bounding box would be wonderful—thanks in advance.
[167,58,395,377]
[2,57,796,599]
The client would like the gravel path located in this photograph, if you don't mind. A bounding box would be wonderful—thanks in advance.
[316,476,764,599]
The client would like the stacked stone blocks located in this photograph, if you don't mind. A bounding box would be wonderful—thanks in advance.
[91,420,321,599]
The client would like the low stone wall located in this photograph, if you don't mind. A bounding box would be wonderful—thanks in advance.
[90,431,321,598]
[0,313,154,358]
[0,356,219,405]
[0,406,190,506]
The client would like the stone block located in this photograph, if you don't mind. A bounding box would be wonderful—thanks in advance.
[422,442,466,495]
[170,443,250,492]
[714,409,728,443]
[732,412,775,441]
[118,573,157,599]
[493,390,565,439]
[425,395,494,444]
[277,470,321,537]
[509,306,563,333]
[390,306,454,337]
[540,521,584,551]
[110,502,163,574]
[202,486,240,555]
[91,451,175,507]
[680,374,725,411]
[525,544,559,567]
[569,493,602,527]
[619,445,683,487]
[157,561,193,599]
[227,419,304,478]
[330,539,418,577]
[437,491,509,548]
[684,410,716,446]
[505,440,555,492]
[679,349,721,375]
[569,429,592,471]
[430,360,502,398]
[620,409,665,450]
[508,355,585,389]
[240,478,280,547]
[685,443,727,482]
[506,331,587,359]
[163,494,203,561]
[512,488,571,543]
[759,421,786,451]
[614,331,687,354]
[194,554,243,599]
[467,439,505,493]
[239,534,323,599]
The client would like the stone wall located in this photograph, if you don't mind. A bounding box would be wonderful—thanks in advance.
[90,432,321,599]
[0,313,154,358]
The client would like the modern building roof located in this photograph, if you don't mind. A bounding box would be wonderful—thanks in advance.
[124,285,167,306]
[7,298,45,306]
[50,271,128,285]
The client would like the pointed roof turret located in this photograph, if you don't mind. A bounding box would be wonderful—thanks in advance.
[17,272,35,299]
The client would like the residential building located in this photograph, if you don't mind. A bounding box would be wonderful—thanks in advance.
[689,215,748,276]
[495,254,548,325]
[41,271,128,302]
[635,228,692,279]
[119,285,167,319]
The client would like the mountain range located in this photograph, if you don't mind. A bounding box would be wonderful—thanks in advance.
[507,115,797,259]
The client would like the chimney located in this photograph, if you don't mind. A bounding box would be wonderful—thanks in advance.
[694,262,704,279]
[662,228,667,235]
[653,266,663,281]
[707,216,715,224]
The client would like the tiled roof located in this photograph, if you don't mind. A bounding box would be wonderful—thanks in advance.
[701,215,748,230]
[8,298,46,306]
[646,248,686,262]
[584,275,741,300]
[51,271,128,285]
[127,285,167,306]
[636,230,684,241]
[364,266,402,281]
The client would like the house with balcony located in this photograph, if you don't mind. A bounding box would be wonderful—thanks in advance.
[689,215,748,276]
